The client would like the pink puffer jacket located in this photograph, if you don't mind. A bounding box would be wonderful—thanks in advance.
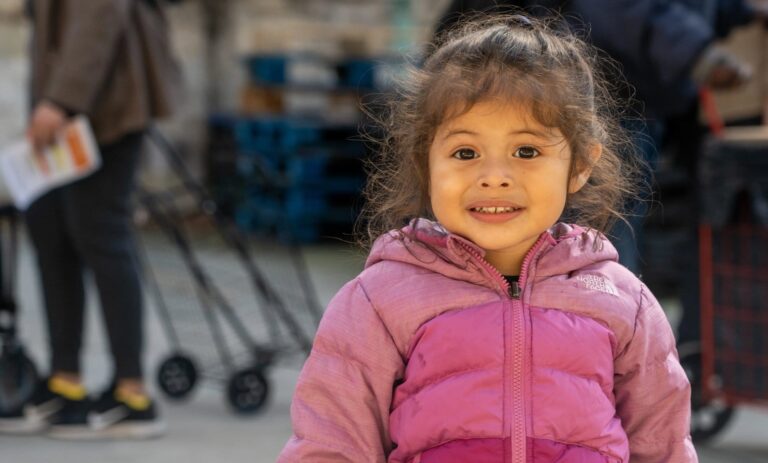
[278,220,697,462]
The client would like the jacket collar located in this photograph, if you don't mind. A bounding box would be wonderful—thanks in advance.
[365,219,619,288]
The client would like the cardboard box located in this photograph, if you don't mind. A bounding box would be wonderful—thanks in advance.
[710,23,768,122]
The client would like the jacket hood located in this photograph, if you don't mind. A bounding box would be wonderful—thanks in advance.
[365,219,619,289]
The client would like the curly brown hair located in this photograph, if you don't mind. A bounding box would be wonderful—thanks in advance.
[357,14,646,249]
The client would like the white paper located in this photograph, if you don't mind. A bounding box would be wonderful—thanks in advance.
[0,116,101,210]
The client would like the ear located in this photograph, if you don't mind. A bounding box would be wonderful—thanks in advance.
[568,143,602,194]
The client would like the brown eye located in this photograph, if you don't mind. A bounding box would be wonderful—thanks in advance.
[452,148,478,160]
[514,146,539,159]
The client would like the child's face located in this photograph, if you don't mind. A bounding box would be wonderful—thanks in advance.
[428,100,576,275]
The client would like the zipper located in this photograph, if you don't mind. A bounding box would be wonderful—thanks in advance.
[509,280,521,299]
[454,233,549,298]
[508,235,549,463]
[455,234,550,463]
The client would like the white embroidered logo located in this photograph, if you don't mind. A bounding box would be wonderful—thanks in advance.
[575,274,618,296]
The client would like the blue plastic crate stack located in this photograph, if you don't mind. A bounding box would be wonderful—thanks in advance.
[208,53,385,243]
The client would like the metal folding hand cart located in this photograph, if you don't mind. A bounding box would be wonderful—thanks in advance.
[680,126,768,442]
[139,128,322,414]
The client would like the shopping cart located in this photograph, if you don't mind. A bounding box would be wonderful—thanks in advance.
[680,124,768,442]
[139,128,322,414]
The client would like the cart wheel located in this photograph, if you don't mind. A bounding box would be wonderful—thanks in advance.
[0,345,38,414]
[679,345,735,443]
[226,368,269,414]
[157,354,198,400]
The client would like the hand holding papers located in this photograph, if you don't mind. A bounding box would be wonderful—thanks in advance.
[0,116,101,210]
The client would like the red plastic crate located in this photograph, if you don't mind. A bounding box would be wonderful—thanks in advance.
[699,131,768,405]
[700,224,768,403]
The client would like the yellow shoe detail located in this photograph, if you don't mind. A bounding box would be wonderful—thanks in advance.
[48,377,87,401]
[115,388,151,411]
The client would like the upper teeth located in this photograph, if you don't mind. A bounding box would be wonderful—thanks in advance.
[472,207,515,213]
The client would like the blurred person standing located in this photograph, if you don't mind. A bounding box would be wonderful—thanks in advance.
[0,0,180,439]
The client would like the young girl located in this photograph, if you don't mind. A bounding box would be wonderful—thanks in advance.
[278,15,696,463]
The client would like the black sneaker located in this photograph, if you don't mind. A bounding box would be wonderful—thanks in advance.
[0,379,84,434]
[50,388,165,440]
[44,396,93,438]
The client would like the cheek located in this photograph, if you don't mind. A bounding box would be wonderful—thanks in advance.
[428,157,453,198]
[430,169,463,200]
[427,172,460,222]
[427,163,442,212]
[427,164,436,197]
[427,151,438,197]
[532,164,570,214]
[428,178,447,212]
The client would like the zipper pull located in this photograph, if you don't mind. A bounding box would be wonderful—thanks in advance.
[509,281,521,299]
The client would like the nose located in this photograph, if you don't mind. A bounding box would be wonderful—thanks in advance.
[480,178,510,188]
[478,159,512,188]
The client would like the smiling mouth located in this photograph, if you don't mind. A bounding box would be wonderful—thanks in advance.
[468,206,521,214]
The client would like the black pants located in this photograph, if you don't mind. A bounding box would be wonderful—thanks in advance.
[25,132,144,380]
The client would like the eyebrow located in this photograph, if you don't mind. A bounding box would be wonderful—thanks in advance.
[440,128,557,141]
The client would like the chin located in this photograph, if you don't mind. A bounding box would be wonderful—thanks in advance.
[474,238,520,252]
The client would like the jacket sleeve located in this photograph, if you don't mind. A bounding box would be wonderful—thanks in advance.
[613,284,698,462]
[44,0,133,113]
[277,279,405,462]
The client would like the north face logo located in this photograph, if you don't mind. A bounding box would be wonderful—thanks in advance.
[575,274,618,296]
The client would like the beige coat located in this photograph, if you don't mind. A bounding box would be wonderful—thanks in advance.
[29,0,181,144]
